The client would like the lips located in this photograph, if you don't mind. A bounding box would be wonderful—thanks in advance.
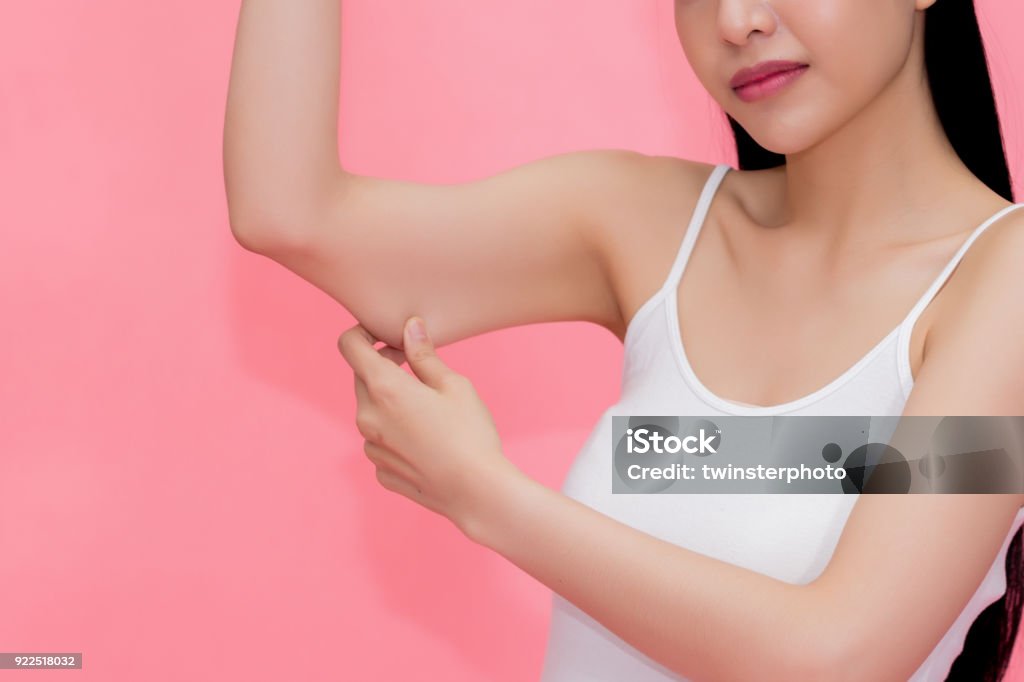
[730,60,808,90]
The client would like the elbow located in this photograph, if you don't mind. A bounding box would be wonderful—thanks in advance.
[794,644,849,682]
[763,638,842,682]
[784,596,907,682]
[784,627,894,682]
[226,205,309,255]
[229,219,287,254]
[773,593,859,682]
[694,639,842,682]
[813,641,922,682]
[801,646,883,682]
[223,171,342,254]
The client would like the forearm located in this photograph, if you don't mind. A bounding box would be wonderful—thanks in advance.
[461,474,836,682]
[223,0,344,235]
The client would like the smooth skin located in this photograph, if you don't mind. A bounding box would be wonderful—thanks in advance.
[223,0,1024,680]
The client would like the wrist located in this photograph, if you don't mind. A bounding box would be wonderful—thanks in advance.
[457,460,541,549]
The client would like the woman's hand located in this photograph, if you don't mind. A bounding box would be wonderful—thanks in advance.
[337,316,527,537]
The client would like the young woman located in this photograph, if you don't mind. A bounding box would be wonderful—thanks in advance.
[223,0,1024,679]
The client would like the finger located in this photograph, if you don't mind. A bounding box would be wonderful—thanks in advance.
[378,345,407,367]
[402,316,451,390]
[374,466,423,499]
[353,372,369,407]
[373,466,443,515]
[337,323,409,388]
[364,440,421,480]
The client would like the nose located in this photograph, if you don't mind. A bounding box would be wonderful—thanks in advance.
[717,0,779,46]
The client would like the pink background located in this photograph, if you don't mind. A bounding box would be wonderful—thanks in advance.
[2,1,1023,680]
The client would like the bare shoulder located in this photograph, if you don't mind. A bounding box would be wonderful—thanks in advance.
[904,202,1024,416]
[926,202,1024,348]
[585,152,719,342]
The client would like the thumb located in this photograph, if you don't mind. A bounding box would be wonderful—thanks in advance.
[403,316,449,388]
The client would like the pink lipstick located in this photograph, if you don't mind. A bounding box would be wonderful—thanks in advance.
[730,60,808,103]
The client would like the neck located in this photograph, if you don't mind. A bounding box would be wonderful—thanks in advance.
[767,17,992,250]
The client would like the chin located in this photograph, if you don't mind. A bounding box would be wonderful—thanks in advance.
[734,129,807,157]
[729,112,825,156]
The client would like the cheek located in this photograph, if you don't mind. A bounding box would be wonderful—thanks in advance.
[747,1,914,140]
[794,0,914,96]
[674,5,722,96]
[675,0,918,154]
[673,4,702,64]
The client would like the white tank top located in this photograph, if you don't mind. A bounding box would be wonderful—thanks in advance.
[540,163,1024,682]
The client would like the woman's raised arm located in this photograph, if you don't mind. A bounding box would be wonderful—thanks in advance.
[222,2,711,350]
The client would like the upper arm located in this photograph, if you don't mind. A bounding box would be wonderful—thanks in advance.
[804,210,1024,681]
[900,208,1024,415]
[807,494,1023,682]
[235,149,660,350]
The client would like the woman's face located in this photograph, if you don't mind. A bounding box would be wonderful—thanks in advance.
[674,0,935,154]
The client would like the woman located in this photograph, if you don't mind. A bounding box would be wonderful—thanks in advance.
[223,0,1024,679]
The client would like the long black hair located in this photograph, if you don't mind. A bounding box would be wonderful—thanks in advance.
[723,1,1022,679]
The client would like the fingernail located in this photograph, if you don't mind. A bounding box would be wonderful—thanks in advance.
[408,317,427,342]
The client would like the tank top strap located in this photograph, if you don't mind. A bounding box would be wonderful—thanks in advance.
[899,202,1024,334]
[658,163,732,295]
